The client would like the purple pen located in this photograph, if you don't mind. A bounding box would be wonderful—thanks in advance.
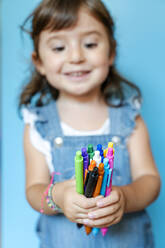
[81,147,89,178]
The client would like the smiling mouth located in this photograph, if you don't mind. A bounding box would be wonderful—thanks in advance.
[64,71,91,77]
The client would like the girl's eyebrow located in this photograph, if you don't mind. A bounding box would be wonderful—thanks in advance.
[80,30,102,37]
[46,30,102,42]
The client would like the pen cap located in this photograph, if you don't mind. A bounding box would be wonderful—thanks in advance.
[108,142,113,148]
[81,147,87,157]
[87,144,94,162]
[75,151,84,194]
[87,144,93,153]
[97,144,103,156]
[93,150,101,167]
[94,150,100,158]
[88,160,96,171]
[108,142,115,154]
[98,163,104,175]
[81,147,89,161]
[85,161,96,189]
[93,150,101,160]
[103,149,107,158]
[107,147,113,158]
[97,144,102,150]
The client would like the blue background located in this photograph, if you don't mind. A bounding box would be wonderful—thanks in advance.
[2,0,165,247]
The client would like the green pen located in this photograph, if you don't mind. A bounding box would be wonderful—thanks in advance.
[75,151,84,194]
[87,144,94,163]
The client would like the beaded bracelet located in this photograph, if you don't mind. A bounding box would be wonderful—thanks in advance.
[40,172,62,213]
[46,182,62,212]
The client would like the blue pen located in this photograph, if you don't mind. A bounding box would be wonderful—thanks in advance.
[100,158,109,196]
[97,144,104,162]
[92,158,109,236]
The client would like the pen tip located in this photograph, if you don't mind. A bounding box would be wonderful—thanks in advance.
[101,229,107,236]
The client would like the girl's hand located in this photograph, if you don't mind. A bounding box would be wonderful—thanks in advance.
[53,179,98,223]
[84,186,126,228]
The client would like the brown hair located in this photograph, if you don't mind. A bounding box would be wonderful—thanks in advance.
[19,0,141,108]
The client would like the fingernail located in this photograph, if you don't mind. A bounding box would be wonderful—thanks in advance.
[83,219,89,224]
[97,201,103,207]
[88,213,95,219]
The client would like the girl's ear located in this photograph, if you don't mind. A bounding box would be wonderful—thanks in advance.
[31,52,45,75]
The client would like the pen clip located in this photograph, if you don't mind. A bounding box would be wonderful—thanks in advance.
[109,157,114,169]
[107,168,112,187]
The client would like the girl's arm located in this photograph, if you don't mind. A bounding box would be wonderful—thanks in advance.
[120,115,161,213]
[24,124,60,215]
[85,116,161,228]
[24,125,97,219]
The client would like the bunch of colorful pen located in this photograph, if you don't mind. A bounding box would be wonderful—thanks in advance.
[75,142,115,237]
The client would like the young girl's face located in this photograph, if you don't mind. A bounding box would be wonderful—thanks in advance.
[33,7,114,98]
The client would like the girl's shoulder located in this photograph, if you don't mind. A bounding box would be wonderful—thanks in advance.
[109,88,142,138]
[122,82,142,109]
[21,100,56,124]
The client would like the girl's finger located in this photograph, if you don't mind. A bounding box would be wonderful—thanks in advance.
[88,202,120,219]
[96,191,120,208]
[92,216,119,228]
[76,212,89,219]
[73,202,98,214]
[74,195,97,209]
[82,214,117,227]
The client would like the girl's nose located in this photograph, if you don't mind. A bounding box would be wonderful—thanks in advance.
[69,45,85,64]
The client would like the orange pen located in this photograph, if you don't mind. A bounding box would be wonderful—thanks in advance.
[85,163,104,235]
[93,163,104,197]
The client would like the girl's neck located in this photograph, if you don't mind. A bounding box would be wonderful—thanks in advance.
[57,87,104,108]
[56,88,109,131]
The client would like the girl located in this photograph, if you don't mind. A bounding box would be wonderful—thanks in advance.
[20,0,161,247]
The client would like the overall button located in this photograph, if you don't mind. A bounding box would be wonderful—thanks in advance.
[112,136,121,146]
[54,137,63,148]
[133,97,141,110]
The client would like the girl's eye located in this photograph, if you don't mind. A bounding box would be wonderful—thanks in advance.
[52,46,65,52]
[85,43,97,49]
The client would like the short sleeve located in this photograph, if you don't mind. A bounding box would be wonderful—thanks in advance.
[22,107,54,174]
[121,93,142,139]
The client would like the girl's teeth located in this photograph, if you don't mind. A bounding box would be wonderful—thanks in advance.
[70,72,88,76]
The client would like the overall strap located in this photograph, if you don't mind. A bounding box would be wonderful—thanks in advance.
[27,101,64,142]
[108,106,123,136]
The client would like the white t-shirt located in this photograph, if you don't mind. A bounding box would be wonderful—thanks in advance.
[22,108,110,173]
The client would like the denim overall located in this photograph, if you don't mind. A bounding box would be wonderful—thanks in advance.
[26,96,154,248]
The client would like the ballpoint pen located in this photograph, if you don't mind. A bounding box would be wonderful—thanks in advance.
[87,163,104,235]
[84,160,96,189]
[93,150,101,167]
[92,158,109,236]
[75,151,84,228]
[97,144,104,162]
[101,147,114,236]
[87,144,94,163]
[84,167,98,235]
[79,160,96,229]
[81,147,89,178]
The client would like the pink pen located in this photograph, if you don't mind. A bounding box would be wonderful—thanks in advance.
[101,148,114,236]
[107,147,114,191]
